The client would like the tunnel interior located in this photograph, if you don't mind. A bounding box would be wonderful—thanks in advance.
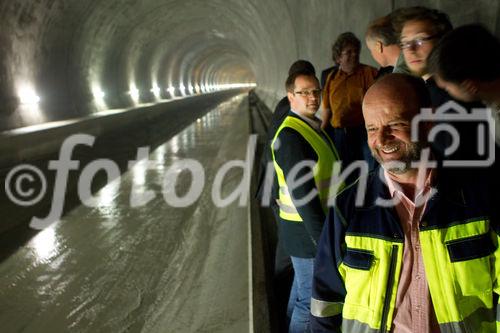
[1,1,500,332]
[1,0,500,132]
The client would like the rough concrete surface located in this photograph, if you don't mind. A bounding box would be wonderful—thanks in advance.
[0,0,499,130]
[0,95,252,332]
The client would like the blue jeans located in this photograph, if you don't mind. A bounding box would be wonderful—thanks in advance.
[288,257,314,333]
[287,274,297,324]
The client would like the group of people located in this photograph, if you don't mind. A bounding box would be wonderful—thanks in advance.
[257,5,500,333]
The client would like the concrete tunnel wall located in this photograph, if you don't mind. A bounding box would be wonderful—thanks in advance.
[1,0,499,132]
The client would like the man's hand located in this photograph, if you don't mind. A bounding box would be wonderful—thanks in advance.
[321,108,332,129]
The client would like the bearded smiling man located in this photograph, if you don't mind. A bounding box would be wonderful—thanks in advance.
[364,75,427,179]
[311,74,499,333]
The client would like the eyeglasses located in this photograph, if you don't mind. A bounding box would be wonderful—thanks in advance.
[340,49,359,56]
[399,34,440,50]
[293,89,322,97]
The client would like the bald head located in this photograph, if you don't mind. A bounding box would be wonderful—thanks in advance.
[363,73,430,119]
[362,74,431,176]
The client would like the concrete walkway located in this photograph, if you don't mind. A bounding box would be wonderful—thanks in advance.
[0,95,252,333]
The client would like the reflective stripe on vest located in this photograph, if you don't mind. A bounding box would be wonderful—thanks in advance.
[310,298,343,318]
[342,319,379,333]
[335,217,499,333]
[271,116,340,222]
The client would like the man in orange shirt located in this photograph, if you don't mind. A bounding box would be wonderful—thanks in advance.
[321,32,377,172]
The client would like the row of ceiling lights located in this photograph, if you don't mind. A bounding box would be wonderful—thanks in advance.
[19,82,256,107]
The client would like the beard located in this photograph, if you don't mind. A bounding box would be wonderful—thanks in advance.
[372,141,424,174]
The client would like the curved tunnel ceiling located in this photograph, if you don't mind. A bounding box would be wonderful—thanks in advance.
[0,0,297,131]
[1,0,499,131]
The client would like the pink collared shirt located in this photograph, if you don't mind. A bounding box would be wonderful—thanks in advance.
[384,170,441,333]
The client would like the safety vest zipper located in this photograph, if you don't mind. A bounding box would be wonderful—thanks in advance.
[380,244,398,333]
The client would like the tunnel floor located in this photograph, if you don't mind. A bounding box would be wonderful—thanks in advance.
[0,94,252,333]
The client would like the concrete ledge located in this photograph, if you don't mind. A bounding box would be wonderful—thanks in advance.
[249,90,275,332]
[0,90,244,167]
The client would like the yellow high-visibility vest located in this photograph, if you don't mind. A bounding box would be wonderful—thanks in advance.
[271,115,341,222]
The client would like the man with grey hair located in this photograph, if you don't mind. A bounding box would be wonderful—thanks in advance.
[365,15,401,77]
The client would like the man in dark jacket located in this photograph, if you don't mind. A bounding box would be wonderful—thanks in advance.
[273,69,341,332]
[254,60,316,331]
[428,23,500,147]
[311,73,498,333]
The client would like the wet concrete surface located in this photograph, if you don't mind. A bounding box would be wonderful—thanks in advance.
[0,90,245,238]
[0,94,251,332]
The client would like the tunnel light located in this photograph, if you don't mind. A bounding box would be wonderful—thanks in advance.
[92,86,107,109]
[129,85,140,103]
[151,85,161,99]
[188,84,194,95]
[179,84,186,94]
[167,86,176,97]
[193,84,200,94]
[93,89,105,100]
[214,83,257,90]
[14,82,45,125]
[18,86,41,105]
[92,87,105,101]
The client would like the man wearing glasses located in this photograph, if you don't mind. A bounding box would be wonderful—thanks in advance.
[271,70,341,332]
[395,6,484,161]
[397,8,450,78]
